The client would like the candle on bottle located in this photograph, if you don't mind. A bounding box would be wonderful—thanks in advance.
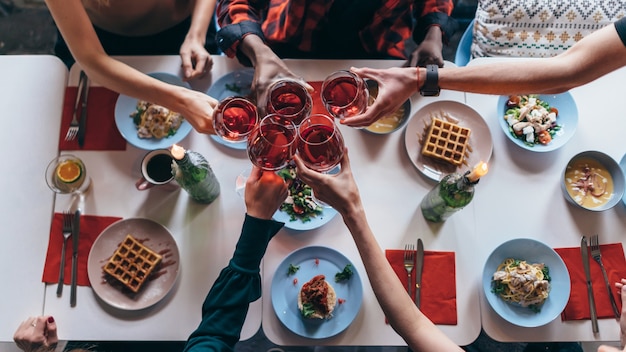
[466,161,488,183]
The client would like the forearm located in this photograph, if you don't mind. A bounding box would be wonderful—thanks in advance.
[342,208,462,352]
[186,0,217,44]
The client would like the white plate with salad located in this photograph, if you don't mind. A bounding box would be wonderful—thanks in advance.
[497,93,578,152]
[274,165,338,231]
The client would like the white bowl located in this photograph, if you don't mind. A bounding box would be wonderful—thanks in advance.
[483,238,570,327]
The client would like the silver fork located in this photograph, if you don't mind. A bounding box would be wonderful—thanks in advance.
[590,234,620,319]
[56,211,73,296]
[64,71,86,141]
[404,244,415,299]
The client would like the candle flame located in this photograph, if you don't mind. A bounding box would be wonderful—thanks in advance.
[170,144,186,160]
[467,161,488,182]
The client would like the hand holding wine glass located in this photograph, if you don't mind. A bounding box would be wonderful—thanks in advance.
[213,97,258,143]
[296,114,345,173]
[321,70,369,121]
[247,114,297,171]
[265,79,312,125]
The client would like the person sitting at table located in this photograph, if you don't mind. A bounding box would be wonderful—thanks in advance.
[293,150,626,352]
[340,16,626,128]
[214,0,458,105]
[44,0,220,134]
[292,149,463,352]
[13,165,287,352]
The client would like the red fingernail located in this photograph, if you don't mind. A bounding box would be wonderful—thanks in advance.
[48,316,55,323]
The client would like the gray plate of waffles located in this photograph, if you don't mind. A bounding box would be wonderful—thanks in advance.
[404,100,493,182]
[87,218,180,310]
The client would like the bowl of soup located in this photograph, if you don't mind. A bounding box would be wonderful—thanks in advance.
[363,80,411,135]
[561,151,625,211]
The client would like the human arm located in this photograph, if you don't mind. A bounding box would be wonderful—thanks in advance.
[13,316,58,352]
[183,166,286,351]
[215,0,307,107]
[344,19,626,127]
[179,0,217,81]
[45,0,218,134]
[408,0,456,67]
[293,150,462,352]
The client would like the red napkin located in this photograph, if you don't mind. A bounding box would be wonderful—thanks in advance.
[42,213,122,286]
[385,249,457,325]
[58,87,127,151]
[307,81,328,116]
[555,243,626,320]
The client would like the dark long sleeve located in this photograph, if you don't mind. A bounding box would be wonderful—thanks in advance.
[183,214,283,352]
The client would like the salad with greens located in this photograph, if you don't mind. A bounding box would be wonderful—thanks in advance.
[277,165,323,222]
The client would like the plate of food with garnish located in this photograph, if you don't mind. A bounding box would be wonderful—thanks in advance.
[114,72,193,150]
[271,246,363,339]
[482,238,570,327]
[273,164,338,231]
[497,93,578,152]
[404,100,493,182]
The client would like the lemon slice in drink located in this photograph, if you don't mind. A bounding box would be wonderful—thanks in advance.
[56,160,82,183]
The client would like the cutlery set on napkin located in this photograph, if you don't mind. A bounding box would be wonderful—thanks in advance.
[59,71,126,151]
[386,239,457,325]
[43,213,123,305]
[555,238,626,331]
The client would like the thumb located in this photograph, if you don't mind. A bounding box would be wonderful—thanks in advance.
[45,316,58,346]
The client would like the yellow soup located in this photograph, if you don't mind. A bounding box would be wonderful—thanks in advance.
[564,157,614,209]
[365,84,405,134]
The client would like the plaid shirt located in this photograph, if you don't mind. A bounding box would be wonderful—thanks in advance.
[216,0,455,62]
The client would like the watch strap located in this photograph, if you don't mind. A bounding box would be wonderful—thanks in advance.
[420,64,440,97]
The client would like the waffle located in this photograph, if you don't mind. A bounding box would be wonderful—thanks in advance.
[421,117,471,166]
[103,234,162,293]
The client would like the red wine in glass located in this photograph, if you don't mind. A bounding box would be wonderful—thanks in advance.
[213,97,258,143]
[297,114,345,172]
[247,114,297,171]
[266,79,312,125]
[321,70,369,119]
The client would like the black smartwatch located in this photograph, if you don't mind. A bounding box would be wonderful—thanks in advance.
[420,64,440,97]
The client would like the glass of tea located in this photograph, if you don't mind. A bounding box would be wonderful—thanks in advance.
[45,154,91,194]
[296,114,345,173]
[247,114,297,171]
[321,70,369,120]
[265,79,312,125]
[213,96,259,143]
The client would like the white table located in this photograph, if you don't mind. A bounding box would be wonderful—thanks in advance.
[41,56,482,346]
[467,57,626,344]
[0,55,68,341]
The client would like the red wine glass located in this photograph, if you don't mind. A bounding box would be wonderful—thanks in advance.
[321,70,369,120]
[266,79,312,125]
[296,114,345,173]
[213,97,259,143]
[247,114,297,171]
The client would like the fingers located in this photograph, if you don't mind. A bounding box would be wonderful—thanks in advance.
[45,316,58,346]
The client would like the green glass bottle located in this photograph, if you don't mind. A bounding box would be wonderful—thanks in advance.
[420,162,488,222]
[171,145,220,204]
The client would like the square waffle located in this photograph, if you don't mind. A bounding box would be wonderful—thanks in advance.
[421,117,471,166]
[103,234,162,293]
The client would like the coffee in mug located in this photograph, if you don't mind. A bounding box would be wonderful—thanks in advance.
[136,149,176,190]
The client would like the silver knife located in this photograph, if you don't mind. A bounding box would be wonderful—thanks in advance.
[76,71,89,147]
[70,209,81,307]
[415,238,424,308]
[581,236,599,333]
